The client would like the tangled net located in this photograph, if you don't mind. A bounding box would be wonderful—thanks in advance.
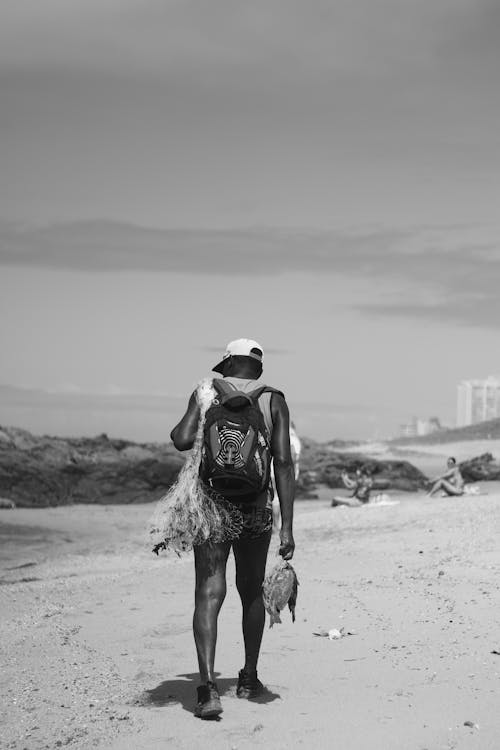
[149,378,243,555]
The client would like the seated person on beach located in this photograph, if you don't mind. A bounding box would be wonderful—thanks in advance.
[331,467,373,507]
[426,457,464,497]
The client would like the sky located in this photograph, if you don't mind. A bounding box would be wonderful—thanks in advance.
[1,0,500,441]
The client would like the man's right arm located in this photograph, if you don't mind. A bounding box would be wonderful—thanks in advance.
[170,391,200,451]
[270,393,295,560]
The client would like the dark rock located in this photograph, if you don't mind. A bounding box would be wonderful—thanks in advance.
[0,425,430,507]
[0,425,184,507]
[297,438,428,494]
[459,453,500,482]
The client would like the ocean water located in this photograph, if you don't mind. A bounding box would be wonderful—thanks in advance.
[0,503,155,582]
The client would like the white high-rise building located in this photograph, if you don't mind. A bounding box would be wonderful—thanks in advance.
[457,376,500,427]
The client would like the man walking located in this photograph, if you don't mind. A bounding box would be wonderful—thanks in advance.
[170,339,295,718]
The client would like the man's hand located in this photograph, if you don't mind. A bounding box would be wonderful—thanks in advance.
[279,528,295,560]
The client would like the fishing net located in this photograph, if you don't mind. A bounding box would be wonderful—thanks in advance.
[149,378,243,555]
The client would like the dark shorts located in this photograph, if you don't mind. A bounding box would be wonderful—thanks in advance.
[202,484,273,542]
[224,487,273,541]
[230,502,273,541]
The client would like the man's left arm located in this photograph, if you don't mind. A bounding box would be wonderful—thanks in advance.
[270,393,295,560]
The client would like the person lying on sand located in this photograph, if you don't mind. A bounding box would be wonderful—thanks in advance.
[331,468,373,507]
[426,457,464,497]
[171,339,295,719]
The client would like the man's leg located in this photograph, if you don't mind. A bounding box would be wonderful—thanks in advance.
[193,541,231,684]
[233,531,272,684]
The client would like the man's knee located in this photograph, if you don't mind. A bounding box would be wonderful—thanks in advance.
[236,571,264,601]
[195,579,227,607]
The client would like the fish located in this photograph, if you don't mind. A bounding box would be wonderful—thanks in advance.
[262,560,299,627]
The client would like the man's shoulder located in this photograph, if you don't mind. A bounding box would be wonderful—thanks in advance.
[263,385,285,401]
[270,389,286,404]
[240,379,285,402]
[260,382,285,397]
[268,388,288,418]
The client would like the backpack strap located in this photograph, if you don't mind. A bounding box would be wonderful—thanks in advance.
[212,380,284,400]
[211,378,233,397]
[249,386,284,438]
[248,386,284,401]
[211,381,284,434]
[211,378,255,408]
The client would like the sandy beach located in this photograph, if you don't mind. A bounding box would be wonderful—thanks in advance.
[2,487,500,750]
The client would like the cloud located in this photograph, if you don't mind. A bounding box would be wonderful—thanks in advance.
[2,0,498,78]
[349,226,500,328]
[0,219,403,273]
[0,384,185,413]
[0,1,466,73]
[359,293,500,330]
[0,384,387,441]
[0,383,189,441]
[1,218,498,271]
[2,219,500,329]
[3,0,499,233]
[2,0,499,130]
[292,400,386,416]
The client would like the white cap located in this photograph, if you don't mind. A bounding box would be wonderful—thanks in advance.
[212,338,264,373]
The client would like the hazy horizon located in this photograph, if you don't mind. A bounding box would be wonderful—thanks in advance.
[1,1,499,442]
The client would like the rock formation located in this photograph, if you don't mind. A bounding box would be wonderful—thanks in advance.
[297,439,428,494]
[459,453,500,483]
[0,426,431,507]
[0,426,184,507]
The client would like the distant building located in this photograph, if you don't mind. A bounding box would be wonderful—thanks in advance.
[400,419,418,438]
[399,416,442,439]
[457,376,500,426]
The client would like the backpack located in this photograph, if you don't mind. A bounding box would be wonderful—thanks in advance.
[199,379,283,499]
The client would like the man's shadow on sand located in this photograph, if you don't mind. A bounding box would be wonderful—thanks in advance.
[139,672,280,716]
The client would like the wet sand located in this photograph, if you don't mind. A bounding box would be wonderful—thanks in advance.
[1,487,500,749]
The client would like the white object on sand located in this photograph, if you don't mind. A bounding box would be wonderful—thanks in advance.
[371,494,399,506]
[464,484,481,495]
[328,628,344,640]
